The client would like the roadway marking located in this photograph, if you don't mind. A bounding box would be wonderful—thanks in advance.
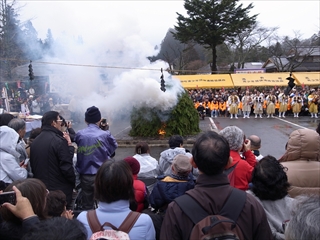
[113,126,131,137]
[274,117,308,129]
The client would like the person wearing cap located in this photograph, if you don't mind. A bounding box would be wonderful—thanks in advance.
[124,157,148,212]
[75,106,118,210]
[308,89,319,118]
[149,154,195,213]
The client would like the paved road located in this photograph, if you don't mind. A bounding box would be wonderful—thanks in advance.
[73,115,319,161]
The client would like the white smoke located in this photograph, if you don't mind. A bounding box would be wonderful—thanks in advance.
[18,1,187,125]
[43,32,184,124]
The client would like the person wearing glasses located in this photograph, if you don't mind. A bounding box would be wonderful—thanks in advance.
[30,111,76,208]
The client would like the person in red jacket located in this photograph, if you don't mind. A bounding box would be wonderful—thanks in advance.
[124,157,148,212]
[219,126,256,190]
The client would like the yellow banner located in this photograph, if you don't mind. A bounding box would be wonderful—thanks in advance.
[292,72,320,86]
[231,73,299,87]
[174,74,234,88]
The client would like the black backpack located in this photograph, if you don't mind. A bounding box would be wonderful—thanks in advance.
[175,188,246,240]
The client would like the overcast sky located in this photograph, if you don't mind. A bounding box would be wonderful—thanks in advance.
[18,0,319,47]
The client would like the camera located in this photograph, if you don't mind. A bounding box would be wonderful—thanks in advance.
[0,191,16,205]
[99,118,109,131]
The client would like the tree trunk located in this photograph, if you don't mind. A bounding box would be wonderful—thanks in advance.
[211,46,218,74]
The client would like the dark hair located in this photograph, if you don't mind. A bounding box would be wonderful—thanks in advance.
[22,217,87,240]
[41,111,59,127]
[316,123,320,135]
[0,179,47,223]
[94,160,135,203]
[46,190,67,217]
[29,127,42,141]
[0,113,15,126]
[135,142,149,154]
[251,155,290,200]
[168,135,183,148]
[192,131,230,175]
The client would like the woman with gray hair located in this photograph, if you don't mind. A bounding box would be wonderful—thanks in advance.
[8,118,28,164]
[219,125,256,190]
[8,118,33,177]
[285,195,320,240]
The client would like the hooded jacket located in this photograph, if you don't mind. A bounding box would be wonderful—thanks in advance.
[158,147,192,176]
[0,126,28,183]
[279,129,320,197]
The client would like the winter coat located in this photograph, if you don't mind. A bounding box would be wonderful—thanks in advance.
[77,201,156,240]
[133,153,159,193]
[0,126,28,184]
[149,174,195,211]
[75,124,118,175]
[133,153,159,178]
[228,150,257,190]
[30,125,76,206]
[158,148,193,176]
[133,175,148,212]
[279,129,320,197]
[160,173,273,240]
[247,190,295,240]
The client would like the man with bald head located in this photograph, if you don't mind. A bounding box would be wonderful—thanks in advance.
[248,135,263,161]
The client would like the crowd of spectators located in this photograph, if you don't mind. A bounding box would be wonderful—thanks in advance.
[0,108,319,240]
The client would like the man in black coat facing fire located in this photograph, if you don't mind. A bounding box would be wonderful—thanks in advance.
[30,111,75,208]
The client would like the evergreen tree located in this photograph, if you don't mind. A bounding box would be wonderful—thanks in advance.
[43,28,55,57]
[19,20,42,60]
[0,0,25,80]
[173,0,257,74]
[130,91,200,137]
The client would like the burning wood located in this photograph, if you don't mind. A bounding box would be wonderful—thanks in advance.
[158,123,166,136]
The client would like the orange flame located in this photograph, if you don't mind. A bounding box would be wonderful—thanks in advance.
[158,124,166,136]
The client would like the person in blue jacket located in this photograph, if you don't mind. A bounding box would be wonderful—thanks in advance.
[75,106,118,210]
[149,154,195,213]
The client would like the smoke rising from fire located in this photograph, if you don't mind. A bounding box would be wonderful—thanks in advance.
[42,32,184,124]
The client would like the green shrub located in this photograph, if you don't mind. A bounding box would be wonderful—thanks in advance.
[129,90,200,137]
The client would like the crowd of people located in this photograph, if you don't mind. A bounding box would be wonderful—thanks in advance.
[0,104,319,240]
[190,87,320,119]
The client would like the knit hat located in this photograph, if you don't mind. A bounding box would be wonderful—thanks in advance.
[172,154,192,176]
[85,106,101,124]
[124,157,140,175]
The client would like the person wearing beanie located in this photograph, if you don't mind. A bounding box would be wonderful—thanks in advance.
[124,157,148,212]
[75,106,118,210]
[149,154,195,213]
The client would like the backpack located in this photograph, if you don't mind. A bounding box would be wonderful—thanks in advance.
[86,210,141,240]
[224,162,239,187]
[175,188,246,240]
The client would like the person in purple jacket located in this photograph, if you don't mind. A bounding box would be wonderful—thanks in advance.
[75,106,117,210]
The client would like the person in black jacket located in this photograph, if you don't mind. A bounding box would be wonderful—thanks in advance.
[30,111,75,208]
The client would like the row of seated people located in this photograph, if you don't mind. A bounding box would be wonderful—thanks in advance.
[0,120,319,239]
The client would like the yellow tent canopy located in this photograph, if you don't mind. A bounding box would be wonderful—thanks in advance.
[292,72,320,86]
[230,72,300,87]
[174,74,234,89]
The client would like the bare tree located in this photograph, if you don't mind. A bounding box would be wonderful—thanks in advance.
[228,22,278,68]
[269,31,318,72]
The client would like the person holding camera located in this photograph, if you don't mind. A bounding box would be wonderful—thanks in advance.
[75,106,118,210]
[219,126,257,190]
